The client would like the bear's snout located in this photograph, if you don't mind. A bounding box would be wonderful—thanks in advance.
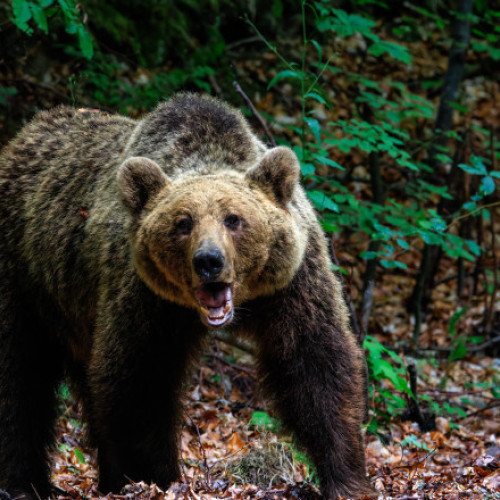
[193,246,225,281]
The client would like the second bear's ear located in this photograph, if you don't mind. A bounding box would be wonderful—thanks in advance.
[245,146,300,206]
[118,157,170,216]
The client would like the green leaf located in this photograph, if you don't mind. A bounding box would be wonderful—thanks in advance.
[375,359,409,392]
[11,0,33,33]
[447,101,469,113]
[304,117,321,145]
[73,448,86,464]
[465,239,481,256]
[322,220,339,233]
[316,10,375,37]
[58,0,76,19]
[396,238,409,250]
[448,338,467,362]
[301,162,315,176]
[480,175,496,196]
[331,263,348,275]
[267,70,302,89]
[380,259,407,270]
[458,156,487,175]
[443,403,467,418]
[368,41,411,64]
[401,435,431,451]
[250,411,280,431]
[65,21,77,34]
[448,307,467,337]
[0,86,18,106]
[307,190,339,212]
[304,92,327,105]
[467,336,484,344]
[310,39,322,61]
[311,153,344,170]
[30,4,48,33]
[77,25,93,59]
[360,251,378,260]
[363,335,386,360]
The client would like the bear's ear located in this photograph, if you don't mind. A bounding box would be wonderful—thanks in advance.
[118,157,170,216]
[245,146,300,206]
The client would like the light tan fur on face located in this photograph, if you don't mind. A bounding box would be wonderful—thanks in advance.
[128,169,307,312]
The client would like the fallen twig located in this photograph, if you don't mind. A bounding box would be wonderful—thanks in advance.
[417,335,500,354]
[210,329,256,355]
[207,353,256,379]
[184,410,211,489]
[458,400,500,421]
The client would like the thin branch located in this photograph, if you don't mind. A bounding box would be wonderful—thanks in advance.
[417,335,500,353]
[206,354,256,379]
[209,329,256,355]
[183,410,211,488]
[446,200,500,230]
[458,400,500,422]
[244,16,295,71]
[233,81,277,147]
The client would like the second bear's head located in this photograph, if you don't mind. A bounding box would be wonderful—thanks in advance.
[118,147,306,328]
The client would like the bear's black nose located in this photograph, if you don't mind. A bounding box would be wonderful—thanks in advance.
[193,248,225,281]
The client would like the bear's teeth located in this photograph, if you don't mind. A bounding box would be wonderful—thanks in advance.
[208,306,224,319]
[223,303,231,314]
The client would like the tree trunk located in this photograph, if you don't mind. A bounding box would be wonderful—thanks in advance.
[409,0,474,346]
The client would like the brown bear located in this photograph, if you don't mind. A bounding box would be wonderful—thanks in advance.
[0,94,373,499]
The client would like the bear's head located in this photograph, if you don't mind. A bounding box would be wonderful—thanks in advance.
[118,147,307,328]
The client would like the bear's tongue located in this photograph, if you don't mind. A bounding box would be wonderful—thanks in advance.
[196,285,228,308]
[195,283,233,327]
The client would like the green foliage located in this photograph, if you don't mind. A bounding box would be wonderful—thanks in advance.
[291,449,319,485]
[58,381,71,402]
[75,51,215,113]
[0,87,18,107]
[250,410,318,485]
[59,444,86,465]
[447,307,468,362]
[10,0,93,58]
[250,411,281,432]
[250,0,500,283]
[364,335,412,423]
[400,434,431,451]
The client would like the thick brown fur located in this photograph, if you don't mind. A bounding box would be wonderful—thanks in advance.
[0,94,373,499]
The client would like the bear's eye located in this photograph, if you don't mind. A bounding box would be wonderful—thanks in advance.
[175,216,193,236]
[224,214,241,231]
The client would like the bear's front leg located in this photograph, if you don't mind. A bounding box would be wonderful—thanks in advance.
[85,279,206,494]
[244,236,374,500]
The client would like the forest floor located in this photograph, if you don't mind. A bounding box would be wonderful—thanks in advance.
[51,342,500,500]
[2,20,500,500]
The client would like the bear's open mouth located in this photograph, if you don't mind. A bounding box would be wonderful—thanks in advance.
[194,282,233,328]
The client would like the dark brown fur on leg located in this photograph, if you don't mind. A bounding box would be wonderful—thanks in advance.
[0,269,63,500]
[243,235,374,499]
[81,278,206,493]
